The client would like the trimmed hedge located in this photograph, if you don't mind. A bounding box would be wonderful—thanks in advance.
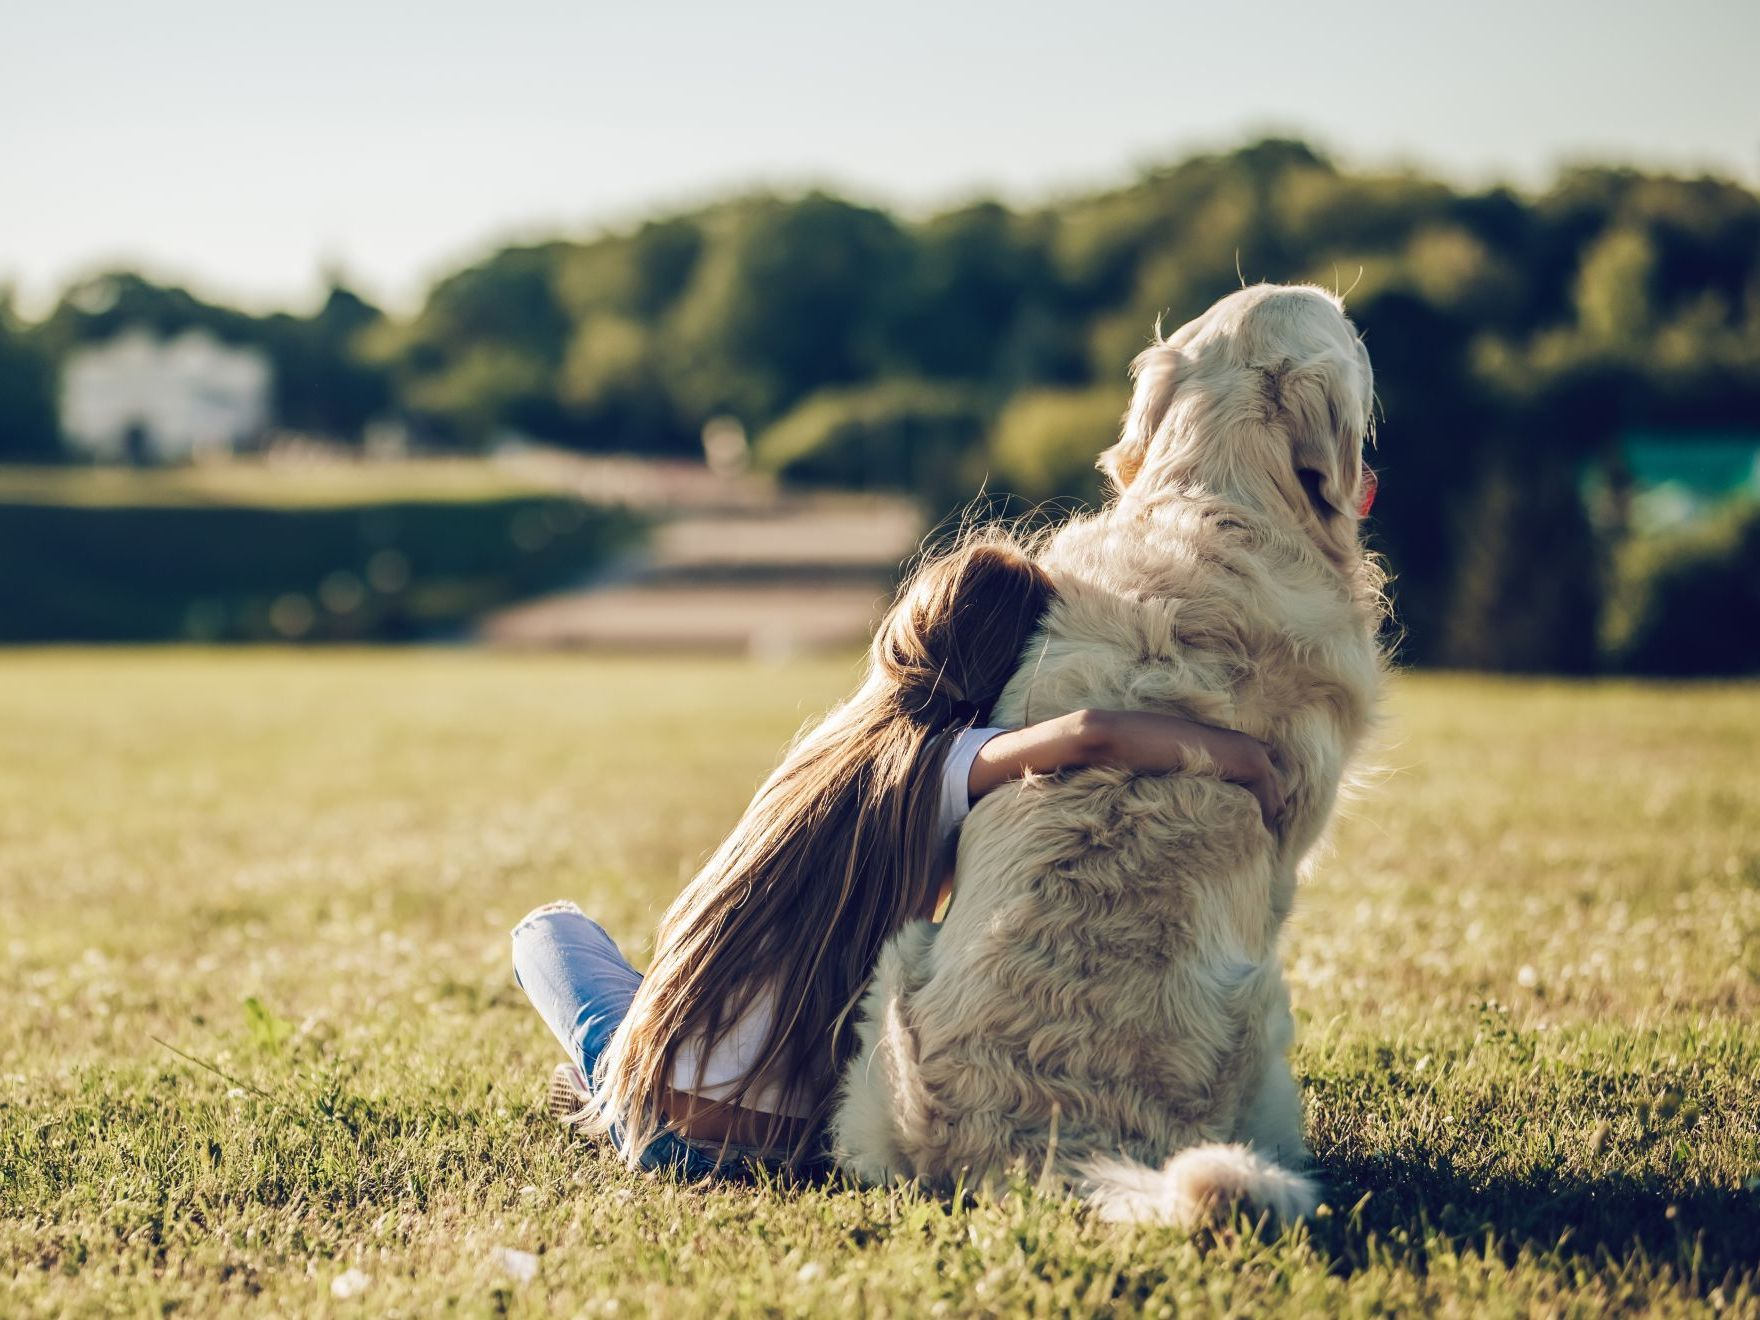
[0,494,642,642]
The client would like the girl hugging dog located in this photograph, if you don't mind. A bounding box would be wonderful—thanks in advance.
[512,535,1283,1177]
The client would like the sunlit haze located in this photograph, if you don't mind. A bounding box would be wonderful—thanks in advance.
[4,0,1756,316]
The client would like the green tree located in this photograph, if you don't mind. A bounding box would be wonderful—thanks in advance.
[372,243,576,445]
[985,387,1126,506]
[1575,227,1656,347]
[891,203,1067,386]
[753,379,985,505]
[260,284,391,441]
[558,217,703,322]
[668,194,912,425]
[0,293,59,460]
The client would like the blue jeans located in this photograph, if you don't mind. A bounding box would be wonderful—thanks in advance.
[510,901,734,1179]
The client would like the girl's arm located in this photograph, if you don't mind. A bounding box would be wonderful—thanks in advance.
[969,709,1284,829]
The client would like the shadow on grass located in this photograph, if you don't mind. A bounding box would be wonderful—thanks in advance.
[1311,1153,1759,1285]
[542,1109,1757,1289]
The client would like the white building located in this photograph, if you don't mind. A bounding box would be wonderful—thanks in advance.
[60,328,272,463]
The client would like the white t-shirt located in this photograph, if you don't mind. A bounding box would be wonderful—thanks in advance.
[670,726,1004,1117]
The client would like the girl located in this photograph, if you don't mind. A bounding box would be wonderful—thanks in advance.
[512,537,1283,1177]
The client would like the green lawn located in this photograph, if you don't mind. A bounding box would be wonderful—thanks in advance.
[2,653,1756,1316]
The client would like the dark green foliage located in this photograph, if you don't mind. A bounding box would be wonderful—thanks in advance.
[668,194,915,424]
[260,286,391,440]
[1604,501,1760,675]
[983,386,1127,507]
[417,244,576,364]
[35,272,263,357]
[548,219,710,454]
[889,203,1071,387]
[1434,453,1606,674]
[0,494,641,643]
[0,298,59,460]
[558,218,706,323]
[381,243,581,446]
[753,380,986,504]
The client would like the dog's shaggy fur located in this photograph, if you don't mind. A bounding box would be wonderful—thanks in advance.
[830,284,1385,1227]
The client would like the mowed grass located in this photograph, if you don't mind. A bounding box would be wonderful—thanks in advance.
[2,651,1757,1317]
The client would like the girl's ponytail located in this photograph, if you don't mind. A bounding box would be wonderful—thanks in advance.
[871,538,1056,732]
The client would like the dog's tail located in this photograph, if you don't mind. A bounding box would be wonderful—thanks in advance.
[1076,1144,1319,1230]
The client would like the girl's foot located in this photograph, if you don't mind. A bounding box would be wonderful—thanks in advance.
[547,1062,594,1130]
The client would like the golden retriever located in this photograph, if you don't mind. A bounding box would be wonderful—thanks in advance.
[831,283,1385,1227]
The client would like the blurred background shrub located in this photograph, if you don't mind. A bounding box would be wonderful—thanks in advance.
[753,380,986,504]
[0,468,642,643]
[985,388,1130,507]
[1603,501,1760,676]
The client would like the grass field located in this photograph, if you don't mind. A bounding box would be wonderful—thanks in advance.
[2,652,1757,1316]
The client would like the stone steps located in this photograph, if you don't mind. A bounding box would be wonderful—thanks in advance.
[475,462,924,653]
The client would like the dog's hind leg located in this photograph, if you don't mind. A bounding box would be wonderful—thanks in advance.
[830,921,940,1184]
[1230,969,1312,1168]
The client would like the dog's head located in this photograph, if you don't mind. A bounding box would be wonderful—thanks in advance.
[1099,283,1374,566]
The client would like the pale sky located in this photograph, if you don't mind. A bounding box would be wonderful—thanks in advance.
[4,0,1756,319]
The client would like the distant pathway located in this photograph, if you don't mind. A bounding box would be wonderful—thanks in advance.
[476,452,924,654]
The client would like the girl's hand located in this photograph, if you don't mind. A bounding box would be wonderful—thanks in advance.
[970,709,1284,830]
[1081,709,1284,830]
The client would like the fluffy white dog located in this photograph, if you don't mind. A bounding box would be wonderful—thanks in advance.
[831,283,1386,1227]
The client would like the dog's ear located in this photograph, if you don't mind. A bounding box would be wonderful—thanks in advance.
[1099,340,1180,493]
[1280,354,1369,527]
[1290,409,1355,521]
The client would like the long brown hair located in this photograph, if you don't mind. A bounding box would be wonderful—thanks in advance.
[594,534,1055,1165]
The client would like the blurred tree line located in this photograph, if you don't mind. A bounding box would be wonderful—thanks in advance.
[4,140,1758,672]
